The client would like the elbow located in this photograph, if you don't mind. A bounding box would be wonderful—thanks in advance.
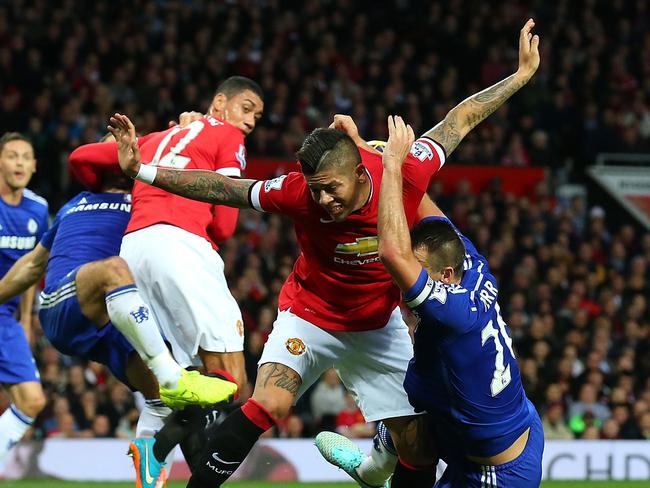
[378,243,403,268]
[68,146,84,167]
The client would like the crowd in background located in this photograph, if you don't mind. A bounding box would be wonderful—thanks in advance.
[0,0,649,442]
[0,0,649,209]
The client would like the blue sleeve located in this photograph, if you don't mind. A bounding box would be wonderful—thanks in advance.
[37,206,50,242]
[404,268,479,334]
[39,207,63,250]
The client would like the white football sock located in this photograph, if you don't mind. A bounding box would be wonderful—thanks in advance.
[136,400,175,474]
[0,404,34,465]
[105,285,181,389]
[357,422,398,486]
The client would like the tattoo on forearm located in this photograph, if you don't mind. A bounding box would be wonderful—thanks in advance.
[428,111,462,157]
[154,169,253,207]
[428,73,527,157]
[258,363,301,395]
[463,74,526,130]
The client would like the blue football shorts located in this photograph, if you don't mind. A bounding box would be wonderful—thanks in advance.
[0,313,40,384]
[39,268,135,387]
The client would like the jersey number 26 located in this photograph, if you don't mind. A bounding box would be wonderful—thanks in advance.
[481,303,516,397]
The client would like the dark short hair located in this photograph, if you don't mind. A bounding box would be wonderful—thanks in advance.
[0,132,32,154]
[215,76,263,100]
[100,170,133,192]
[295,128,360,176]
[411,218,466,276]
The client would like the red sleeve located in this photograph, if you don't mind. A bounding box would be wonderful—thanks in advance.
[68,134,156,191]
[214,124,246,177]
[402,136,447,193]
[207,205,239,245]
[248,172,306,217]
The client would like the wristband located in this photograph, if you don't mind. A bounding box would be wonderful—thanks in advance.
[134,164,157,184]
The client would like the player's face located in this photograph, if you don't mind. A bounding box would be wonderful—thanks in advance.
[306,164,366,222]
[0,140,36,191]
[212,90,264,136]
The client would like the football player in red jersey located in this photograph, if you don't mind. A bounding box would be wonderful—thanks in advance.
[70,76,263,484]
[110,19,539,485]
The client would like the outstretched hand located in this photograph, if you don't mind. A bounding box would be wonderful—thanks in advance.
[383,116,415,169]
[517,18,540,81]
[107,113,141,178]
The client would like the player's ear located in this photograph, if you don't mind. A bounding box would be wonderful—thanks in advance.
[355,163,366,180]
[209,93,228,118]
[441,266,454,284]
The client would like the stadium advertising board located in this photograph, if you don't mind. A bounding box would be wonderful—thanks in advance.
[2,439,649,481]
[246,159,546,197]
[588,165,650,230]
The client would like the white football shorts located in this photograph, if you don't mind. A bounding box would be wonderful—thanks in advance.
[120,224,244,367]
[259,307,417,422]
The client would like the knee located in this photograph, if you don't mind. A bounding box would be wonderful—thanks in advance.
[14,389,47,418]
[384,416,437,466]
[103,256,133,281]
[101,256,135,290]
[251,393,292,420]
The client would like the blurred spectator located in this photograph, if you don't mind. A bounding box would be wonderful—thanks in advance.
[542,403,573,440]
[310,368,347,431]
[335,393,375,439]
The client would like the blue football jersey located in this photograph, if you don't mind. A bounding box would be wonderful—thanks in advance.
[40,192,131,292]
[403,216,535,458]
[0,189,49,315]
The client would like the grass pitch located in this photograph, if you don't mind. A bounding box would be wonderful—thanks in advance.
[0,481,647,487]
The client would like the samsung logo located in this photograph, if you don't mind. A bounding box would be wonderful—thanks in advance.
[0,235,37,250]
[67,203,131,214]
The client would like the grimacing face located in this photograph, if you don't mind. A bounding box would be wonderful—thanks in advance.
[305,164,366,222]
[0,139,36,192]
[210,89,264,136]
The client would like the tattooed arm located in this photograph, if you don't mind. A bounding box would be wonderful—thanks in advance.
[107,112,255,208]
[151,168,255,208]
[425,18,540,157]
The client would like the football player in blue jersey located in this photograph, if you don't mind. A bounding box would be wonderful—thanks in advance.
[0,145,237,487]
[382,117,543,486]
[0,132,48,469]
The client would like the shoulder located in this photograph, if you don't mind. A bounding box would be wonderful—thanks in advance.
[205,116,243,139]
[409,136,446,165]
[359,147,383,169]
[22,188,48,209]
[249,172,308,213]
[256,172,306,197]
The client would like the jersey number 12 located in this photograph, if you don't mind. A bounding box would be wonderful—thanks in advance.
[150,121,205,168]
[481,304,516,396]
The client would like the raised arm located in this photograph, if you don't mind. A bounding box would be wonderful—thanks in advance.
[0,244,49,304]
[424,18,540,157]
[377,116,422,292]
[107,113,255,208]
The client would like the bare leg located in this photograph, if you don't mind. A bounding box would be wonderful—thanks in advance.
[198,348,247,388]
[75,256,181,389]
[186,362,301,487]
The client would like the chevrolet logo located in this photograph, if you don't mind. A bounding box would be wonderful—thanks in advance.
[335,237,379,256]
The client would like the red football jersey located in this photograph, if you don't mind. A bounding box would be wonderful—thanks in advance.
[248,136,446,331]
[126,115,247,242]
